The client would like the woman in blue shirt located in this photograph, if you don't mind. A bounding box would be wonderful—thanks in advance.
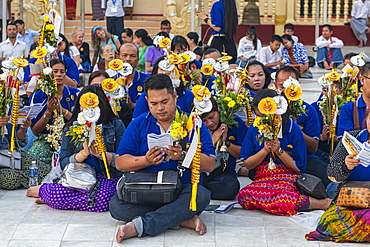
[201,97,247,200]
[26,85,125,212]
[306,111,370,242]
[238,89,331,216]
[196,0,238,64]
[91,26,121,67]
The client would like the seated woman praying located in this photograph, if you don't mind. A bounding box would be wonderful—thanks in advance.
[238,89,331,216]
[26,85,125,212]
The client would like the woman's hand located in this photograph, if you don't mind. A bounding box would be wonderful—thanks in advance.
[196,10,207,20]
[299,64,308,71]
[320,124,330,141]
[81,141,91,157]
[0,116,10,127]
[46,97,59,114]
[269,139,281,154]
[211,124,228,146]
[164,144,182,160]
[345,154,360,170]
[20,117,31,129]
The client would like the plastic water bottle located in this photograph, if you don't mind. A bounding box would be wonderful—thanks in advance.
[29,161,39,187]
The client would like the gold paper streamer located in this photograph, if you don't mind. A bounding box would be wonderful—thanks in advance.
[94,126,111,179]
[189,126,201,211]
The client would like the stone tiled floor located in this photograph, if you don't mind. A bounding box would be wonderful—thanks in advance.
[0,177,368,247]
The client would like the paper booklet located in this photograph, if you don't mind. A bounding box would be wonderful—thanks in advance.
[147,133,172,150]
[342,131,370,167]
[205,202,239,214]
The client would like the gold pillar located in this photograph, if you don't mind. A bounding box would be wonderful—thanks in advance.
[286,0,295,23]
[274,0,287,34]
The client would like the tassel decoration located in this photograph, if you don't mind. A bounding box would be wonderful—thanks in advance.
[189,126,201,211]
[94,126,111,179]
[9,81,20,153]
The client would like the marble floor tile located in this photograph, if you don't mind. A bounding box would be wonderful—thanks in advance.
[69,211,117,225]
[7,240,61,247]
[61,241,114,247]
[215,226,266,244]
[12,224,67,241]
[21,205,74,224]
[0,224,17,240]
[164,227,215,243]
[63,224,116,241]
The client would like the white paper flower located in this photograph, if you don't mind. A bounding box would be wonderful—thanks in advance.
[119,63,133,77]
[202,58,216,67]
[2,59,16,70]
[43,67,53,75]
[270,72,276,82]
[45,44,56,55]
[83,107,101,123]
[214,61,229,72]
[172,78,181,88]
[273,96,288,115]
[318,75,330,87]
[0,73,6,81]
[108,85,126,100]
[158,59,175,72]
[153,35,165,46]
[77,112,86,124]
[184,51,196,62]
[283,76,300,89]
[194,95,212,114]
[350,55,365,67]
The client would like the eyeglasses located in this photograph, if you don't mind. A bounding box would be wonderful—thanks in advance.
[363,75,370,80]
[103,50,114,54]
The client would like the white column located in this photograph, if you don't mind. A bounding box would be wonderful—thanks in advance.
[2,0,6,41]
[60,0,65,34]
[191,0,195,31]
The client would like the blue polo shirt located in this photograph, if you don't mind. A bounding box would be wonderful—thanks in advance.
[311,94,325,132]
[210,1,238,36]
[337,95,366,138]
[133,89,194,118]
[296,101,321,157]
[203,74,217,96]
[24,54,80,85]
[241,118,307,173]
[347,130,370,181]
[29,86,80,134]
[127,71,149,104]
[223,115,248,172]
[116,111,216,184]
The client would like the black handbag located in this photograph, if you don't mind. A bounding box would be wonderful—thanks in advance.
[296,173,328,199]
[116,170,182,205]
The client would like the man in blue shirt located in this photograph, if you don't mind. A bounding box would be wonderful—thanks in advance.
[14,19,39,50]
[109,74,216,243]
[274,66,331,186]
[118,43,150,109]
[337,62,370,137]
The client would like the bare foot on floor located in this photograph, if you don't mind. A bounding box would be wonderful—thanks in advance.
[26,185,41,198]
[116,222,138,243]
[34,198,45,204]
[180,215,207,235]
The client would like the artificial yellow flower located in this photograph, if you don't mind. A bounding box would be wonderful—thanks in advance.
[108,59,124,71]
[179,53,191,64]
[258,97,277,115]
[45,24,54,31]
[168,54,181,64]
[101,78,118,92]
[227,100,236,108]
[170,129,178,138]
[159,38,171,48]
[253,117,261,127]
[116,77,127,86]
[224,97,232,101]
[192,85,211,101]
[351,68,359,79]
[172,122,182,129]
[285,85,303,101]
[326,69,341,81]
[43,16,49,22]
[31,47,48,59]
[218,52,233,62]
[351,83,357,90]
[345,67,353,74]
[200,64,214,76]
[181,130,187,138]
[186,114,194,131]
[12,58,29,67]
[80,92,99,109]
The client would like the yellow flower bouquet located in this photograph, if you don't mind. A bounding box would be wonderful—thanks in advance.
[284,84,307,120]
[170,110,192,144]
[216,91,250,128]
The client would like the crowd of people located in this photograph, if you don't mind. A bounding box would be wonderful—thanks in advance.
[1,0,370,244]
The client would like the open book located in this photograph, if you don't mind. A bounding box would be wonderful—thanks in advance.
[342,131,370,167]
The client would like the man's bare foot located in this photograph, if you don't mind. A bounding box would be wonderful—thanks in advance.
[26,185,41,198]
[34,198,45,204]
[116,222,138,243]
[180,215,207,235]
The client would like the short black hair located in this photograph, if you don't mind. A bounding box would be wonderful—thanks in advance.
[276,66,300,81]
[50,59,66,69]
[362,62,370,76]
[186,32,200,45]
[30,42,38,52]
[88,70,110,84]
[203,48,221,57]
[121,28,133,37]
[281,34,294,43]
[344,52,358,60]
[270,35,282,43]
[322,24,333,31]
[144,74,174,95]
[14,19,24,25]
[161,20,171,26]
[6,23,16,28]
[171,35,190,52]
[156,31,170,38]
[284,23,294,31]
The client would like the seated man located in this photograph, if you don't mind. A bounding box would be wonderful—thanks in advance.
[315,24,344,70]
[109,74,216,243]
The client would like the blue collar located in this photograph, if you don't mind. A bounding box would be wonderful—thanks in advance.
[357,95,366,108]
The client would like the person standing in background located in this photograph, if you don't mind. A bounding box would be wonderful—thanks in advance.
[196,0,238,64]
[65,0,76,20]
[350,0,370,47]
[102,0,126,37]
[92,0,104,20]
[14,19,39,51]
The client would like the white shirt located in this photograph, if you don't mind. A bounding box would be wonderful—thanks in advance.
[60,45,80,58]
[102,0,126,17]
[351,0,370,19]
[315,36,344,49]
[257,46,281,69]
[237,37,262,58]
[0,39,28,60]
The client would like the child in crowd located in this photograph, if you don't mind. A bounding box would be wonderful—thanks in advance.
[145,32,169,74]
[257,35,284,73]
[236,26,261,67]
[134,29,153,73]
[120,28,138,46]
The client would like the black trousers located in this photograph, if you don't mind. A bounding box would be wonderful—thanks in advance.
[210,36,237,64]
[202,168,240,200]
[106,16,124,37]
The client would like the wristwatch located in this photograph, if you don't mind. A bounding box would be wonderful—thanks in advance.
[178,151,186,162]
[204,17,210,24]
[225,140,231,147]
[277,148,284,155]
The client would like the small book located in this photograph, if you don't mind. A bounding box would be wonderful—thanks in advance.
[213,202,238,214]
